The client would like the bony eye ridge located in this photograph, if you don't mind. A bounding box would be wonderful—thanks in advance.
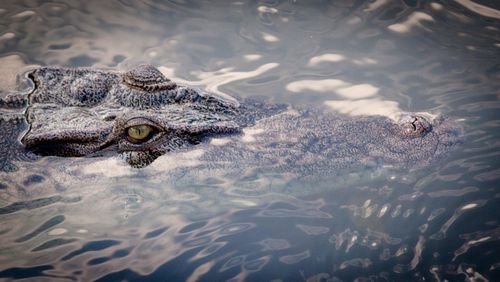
[127,124,154,142]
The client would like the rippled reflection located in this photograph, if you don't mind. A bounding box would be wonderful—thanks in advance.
[0,0,500,281]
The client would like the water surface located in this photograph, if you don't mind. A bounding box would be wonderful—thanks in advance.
[0,0,499,281]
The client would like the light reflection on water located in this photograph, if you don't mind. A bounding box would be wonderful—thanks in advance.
[0,0,500,281]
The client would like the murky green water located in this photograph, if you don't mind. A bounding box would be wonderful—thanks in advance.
[0,0,499,281]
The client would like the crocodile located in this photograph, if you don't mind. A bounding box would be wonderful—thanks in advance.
[0,64,462,175]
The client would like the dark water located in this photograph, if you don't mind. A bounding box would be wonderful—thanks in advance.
[0,0,500,281]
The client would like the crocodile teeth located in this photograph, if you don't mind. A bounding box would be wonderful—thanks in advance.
[122,64,176,91]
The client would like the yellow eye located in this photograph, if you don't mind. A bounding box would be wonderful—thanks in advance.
[127,125,153,141]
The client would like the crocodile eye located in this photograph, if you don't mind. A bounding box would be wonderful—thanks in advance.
[127,125,154,143]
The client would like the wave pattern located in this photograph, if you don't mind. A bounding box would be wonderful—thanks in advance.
[0,0,499,281]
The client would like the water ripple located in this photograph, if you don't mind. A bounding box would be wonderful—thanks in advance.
[0,0,499,280]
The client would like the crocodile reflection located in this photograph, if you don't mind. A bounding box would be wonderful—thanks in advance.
[3,64,462,171]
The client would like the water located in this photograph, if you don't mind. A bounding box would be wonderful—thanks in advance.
[0,0,499,281]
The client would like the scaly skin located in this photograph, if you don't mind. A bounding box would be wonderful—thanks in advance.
[0,64,462,172]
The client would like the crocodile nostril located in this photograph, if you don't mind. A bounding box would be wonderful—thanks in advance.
[411,119,417,131]
[400,115,432,138]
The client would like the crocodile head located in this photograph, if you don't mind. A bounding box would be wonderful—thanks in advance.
[21,65,242,167]
[18,64,462,171]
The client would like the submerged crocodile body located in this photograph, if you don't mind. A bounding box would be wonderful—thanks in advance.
[0,65,462,175]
